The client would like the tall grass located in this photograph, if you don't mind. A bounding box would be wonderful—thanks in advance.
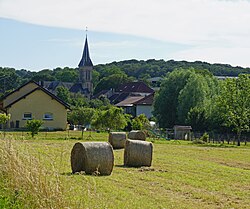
[0,137,82,208]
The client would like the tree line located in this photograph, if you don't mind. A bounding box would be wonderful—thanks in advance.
[153,69,250,146]
[1,59,250,96]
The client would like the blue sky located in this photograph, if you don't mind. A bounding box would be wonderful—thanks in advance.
[1,0,250,71]
[0,18,188,71]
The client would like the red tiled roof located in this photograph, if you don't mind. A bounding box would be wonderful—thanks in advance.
[116,81,154,93]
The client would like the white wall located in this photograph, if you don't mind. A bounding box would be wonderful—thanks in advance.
[136,105,153,119]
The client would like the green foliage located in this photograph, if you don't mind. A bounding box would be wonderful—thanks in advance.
[92,107,128,131]
[69,93,89,108]
[1,60,250,96]
[56,86,71,104]
[68,108,96,126]
[26,120,43,137]
[154,69,219,131]
[0,67,22,95]
[131,114,150,130]
[153,69,194,128]
[200,132,209,143]
[131,117,143,130]
[0,113,11,125]
[215,74,250,145]
[54,67,78,82]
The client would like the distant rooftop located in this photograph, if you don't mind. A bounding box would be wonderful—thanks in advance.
[116,81,154,94]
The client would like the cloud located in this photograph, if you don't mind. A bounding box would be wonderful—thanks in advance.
[1,0,250,66]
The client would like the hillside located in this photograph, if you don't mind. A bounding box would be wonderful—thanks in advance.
[1,59,250,95]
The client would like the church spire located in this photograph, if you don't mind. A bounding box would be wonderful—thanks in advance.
[78,35,93,67]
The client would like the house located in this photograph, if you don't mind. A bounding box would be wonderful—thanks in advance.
[115,93,154,119]
[0,81,70,130]
[107,81,154,104]
[93,81,155,118]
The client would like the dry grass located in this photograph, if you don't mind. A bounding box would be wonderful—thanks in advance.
[0,131,249,208]
[0,138,71,208]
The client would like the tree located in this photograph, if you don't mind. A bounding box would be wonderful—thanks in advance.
[26,119,43,137]
[0,113,11,126]
[103,107,128,131]
[56,86,71,104]
[68,107,96,127]
[153,68,219,130]
[54,67,78,82]
[92,107,128,131]
[153,69,193,128]
[0,113,11,137]
[131,117,143,130]
[69,93,89,108]
[132,114,150,130]
[177,73,218,131]
[216,74,250,146]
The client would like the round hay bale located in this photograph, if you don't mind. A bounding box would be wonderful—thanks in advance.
[71,142,114,175]
[108,132,127,149]
[124,139,153,167]
[128,130,146,141]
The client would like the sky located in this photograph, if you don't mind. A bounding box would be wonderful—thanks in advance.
[1,0,250,71]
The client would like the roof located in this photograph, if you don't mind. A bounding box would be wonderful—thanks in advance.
[116,81,154,94]
[42,81,74,91]
[109,92,131,104]
[133,93,154,105]
[78,36,93,67]
[69,83,90,94]
[115,96,144,107]
[92,89,110,99]
[5,86,70,109]
[174,125,192,130]
[0,80,39,101]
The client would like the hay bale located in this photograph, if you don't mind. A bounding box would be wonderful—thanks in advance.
[108,132,127,149]
[128,130,146,141]
[124,139,153,167]
[71,142,114,175]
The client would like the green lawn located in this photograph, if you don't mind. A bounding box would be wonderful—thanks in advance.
[0,131,249,208]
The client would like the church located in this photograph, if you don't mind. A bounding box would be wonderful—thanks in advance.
[41,35,94,98]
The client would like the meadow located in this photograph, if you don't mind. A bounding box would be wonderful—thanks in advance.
[0,131,249,209]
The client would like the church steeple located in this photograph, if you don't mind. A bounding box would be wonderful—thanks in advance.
[78,33,93,96]
[78,36,93,67]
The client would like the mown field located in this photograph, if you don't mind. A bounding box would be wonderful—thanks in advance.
[0,131,249,209]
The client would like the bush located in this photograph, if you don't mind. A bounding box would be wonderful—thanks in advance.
[200,132,209,143]
[131,118,143,130]
[26,120,43,137]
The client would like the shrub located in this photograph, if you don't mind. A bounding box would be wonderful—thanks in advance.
[26,120,43,137]
[200,132,209,143]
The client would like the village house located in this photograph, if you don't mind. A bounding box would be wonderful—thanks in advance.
[0,80,70,130]
[115,93,154,119]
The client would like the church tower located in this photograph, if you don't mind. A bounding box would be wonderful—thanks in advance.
[78,35,93,95]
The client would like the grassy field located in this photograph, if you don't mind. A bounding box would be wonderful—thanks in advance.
[0,131,249,208]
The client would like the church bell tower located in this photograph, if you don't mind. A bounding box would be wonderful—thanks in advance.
[78,35,93,94]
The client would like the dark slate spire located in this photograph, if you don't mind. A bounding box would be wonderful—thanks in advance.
[78,36,93,67]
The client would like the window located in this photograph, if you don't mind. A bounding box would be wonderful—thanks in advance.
[23,113,32,120]
[43,113,53,120]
